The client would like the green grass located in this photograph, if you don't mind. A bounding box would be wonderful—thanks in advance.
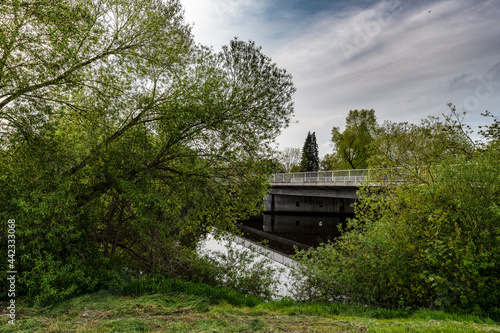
[1,279,500,332]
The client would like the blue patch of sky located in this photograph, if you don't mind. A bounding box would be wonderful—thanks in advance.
[265,0,376,17]
[262,0,448,24]
[257,0,393,41]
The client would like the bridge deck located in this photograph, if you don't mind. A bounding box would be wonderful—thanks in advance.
[270,170,368,187]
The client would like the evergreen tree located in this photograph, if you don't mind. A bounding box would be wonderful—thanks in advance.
[299,132,310,171]
[310,132,320,171]
[300,132,319,171]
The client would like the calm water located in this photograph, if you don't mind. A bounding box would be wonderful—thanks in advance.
[239,211,355,256]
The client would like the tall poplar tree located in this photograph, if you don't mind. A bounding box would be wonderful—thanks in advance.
[300,132,319,171]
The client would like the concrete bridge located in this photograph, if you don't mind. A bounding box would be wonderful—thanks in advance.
[238,170,370,255]
[268,169,368,200]
[270,169,369,187]
[258,169,367,240]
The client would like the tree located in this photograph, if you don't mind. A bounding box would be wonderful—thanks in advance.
[479,111,500,147]
[330,109,378,169]
[293,107,500,314]
[369,107,476,183]
[320,153,345,171]
[0,0,295,305]
[300,132,319,172]
[277,147,301,172]
[300,133,311,171]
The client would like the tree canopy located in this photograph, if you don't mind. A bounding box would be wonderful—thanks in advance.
[0,0,295,304]
[330,109,378,169]
[294,107,500,314]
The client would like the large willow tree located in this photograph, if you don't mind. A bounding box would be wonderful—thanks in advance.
[0,0,295,304]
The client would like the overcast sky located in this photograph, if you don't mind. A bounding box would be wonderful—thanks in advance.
[181,0,500,156]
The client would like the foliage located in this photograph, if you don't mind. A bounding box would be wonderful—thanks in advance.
[370,105,476,181]
[0,0,295,304]
[117,276,264,307]
[299,131,319,171]
[199,240,285,300]
[320,153,346,171]
[293,107,500,314]
[330,109,379,169]
[479,110,500,146]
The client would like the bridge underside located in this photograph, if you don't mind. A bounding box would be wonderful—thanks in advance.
[265,185,358,215]
[237,180,361,255]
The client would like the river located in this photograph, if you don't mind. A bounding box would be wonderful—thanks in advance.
[198,210,354,298]
[238,212,354,255]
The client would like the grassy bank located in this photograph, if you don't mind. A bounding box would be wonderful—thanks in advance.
[1,279,500,332]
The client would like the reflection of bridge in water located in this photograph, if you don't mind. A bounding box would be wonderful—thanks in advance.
[239,170,369,256]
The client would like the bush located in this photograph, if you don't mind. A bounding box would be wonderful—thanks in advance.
[292,116,500,313]
[117,275,263,307]
[197,234,286,300]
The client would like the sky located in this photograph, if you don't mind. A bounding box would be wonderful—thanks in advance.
[181,0,500,156]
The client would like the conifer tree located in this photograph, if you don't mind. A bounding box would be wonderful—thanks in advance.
[300,132,319,171]
[310,132,320,171]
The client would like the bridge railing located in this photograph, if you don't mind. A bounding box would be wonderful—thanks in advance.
[270,169,370,185]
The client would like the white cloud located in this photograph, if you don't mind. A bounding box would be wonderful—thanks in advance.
[182,0,500,156]
[268,0,500,153]
[182,0,268,49]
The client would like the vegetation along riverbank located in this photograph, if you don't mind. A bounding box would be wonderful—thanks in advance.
[1,277,500,332]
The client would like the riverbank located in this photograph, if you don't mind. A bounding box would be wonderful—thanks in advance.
[2,288,499,332]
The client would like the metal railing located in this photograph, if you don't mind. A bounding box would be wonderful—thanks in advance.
[270,169,369,185]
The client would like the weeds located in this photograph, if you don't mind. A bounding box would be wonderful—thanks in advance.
[1,283,499,332]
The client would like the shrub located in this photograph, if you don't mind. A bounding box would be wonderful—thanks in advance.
[292,115,500,313]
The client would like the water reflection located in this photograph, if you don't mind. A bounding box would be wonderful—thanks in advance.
[239,211,355,256]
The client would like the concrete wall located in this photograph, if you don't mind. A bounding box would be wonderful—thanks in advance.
[263,214,342,234]
[269,185,359,199]
[264,194,356,214]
